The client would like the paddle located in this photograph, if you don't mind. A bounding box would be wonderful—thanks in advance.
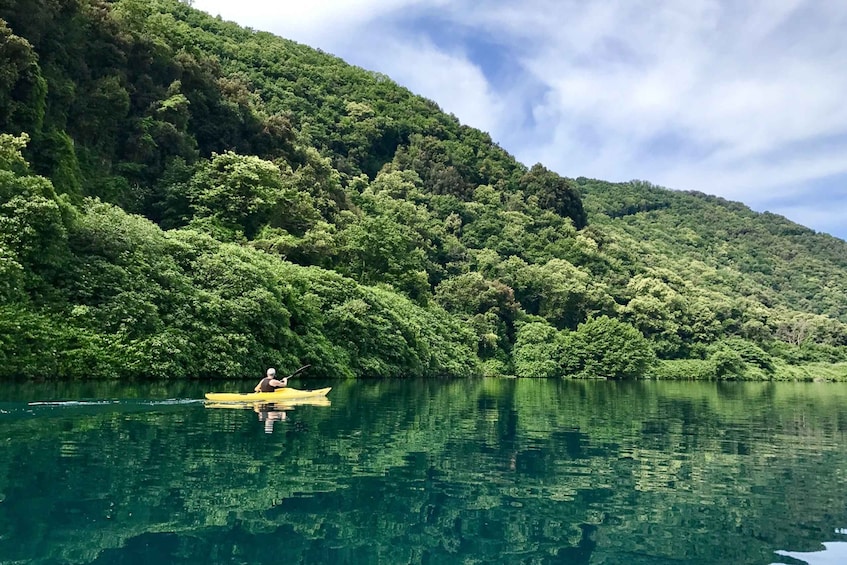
[280,364,311,385]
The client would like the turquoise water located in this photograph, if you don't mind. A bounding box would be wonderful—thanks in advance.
[2,378,847,564]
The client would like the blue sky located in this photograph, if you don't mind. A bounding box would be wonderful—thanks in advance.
[192,0,847,241]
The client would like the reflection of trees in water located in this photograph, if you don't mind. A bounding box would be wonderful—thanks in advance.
[2,379,847,563]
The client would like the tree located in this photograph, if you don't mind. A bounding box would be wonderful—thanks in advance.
[0,134,71,288]
[434,272,519,356]
[513,322,565,378]
[562,316,655,379]
[186,151,284,239]
[518,164,586,229]
[338,214,430,301]
[0,21,47,134]
[494,257,614,330]
[0,132,30,173]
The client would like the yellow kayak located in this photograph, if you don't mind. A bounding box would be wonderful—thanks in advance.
[205,396,331,410]
[204,387,331,402]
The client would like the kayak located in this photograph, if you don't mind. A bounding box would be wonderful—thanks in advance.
[205,396,331,410]
[204,387,331,402]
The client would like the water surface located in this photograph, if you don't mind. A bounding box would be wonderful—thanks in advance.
[2,379,847,564]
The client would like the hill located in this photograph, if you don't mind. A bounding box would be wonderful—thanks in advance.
[1,0,845,380]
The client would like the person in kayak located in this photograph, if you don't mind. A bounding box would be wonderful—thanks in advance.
[254,368,289,392]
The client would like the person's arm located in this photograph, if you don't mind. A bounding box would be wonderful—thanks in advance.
[270,378,288,388]
[254,381,263,392]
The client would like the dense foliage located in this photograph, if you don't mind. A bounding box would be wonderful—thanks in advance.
[1,0,846,379]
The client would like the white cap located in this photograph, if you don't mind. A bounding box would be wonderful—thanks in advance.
[267,368,276,376]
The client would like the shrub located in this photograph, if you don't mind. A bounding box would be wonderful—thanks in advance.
[512,322,564,378]
[646,359,716,380]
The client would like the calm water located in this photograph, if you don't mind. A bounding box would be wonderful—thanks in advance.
[2,378,847,564]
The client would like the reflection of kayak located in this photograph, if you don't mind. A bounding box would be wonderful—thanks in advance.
[204,387,331,402]
[205,396,331,409]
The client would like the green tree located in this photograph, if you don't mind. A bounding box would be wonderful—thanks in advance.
[518,164,586,229]
[493,257,614,330]
[186,151,284,239]
[0,21,47,134]
[562,316,655,379]
[435,272,518,357]
[0,134,71,290]
[513,322,565,378]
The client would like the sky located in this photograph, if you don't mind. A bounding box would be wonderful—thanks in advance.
[191,0,847,241]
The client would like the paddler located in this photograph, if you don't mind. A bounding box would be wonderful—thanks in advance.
[254,368,289,392]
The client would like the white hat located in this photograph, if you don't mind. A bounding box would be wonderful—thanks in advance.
[267,368,276,376]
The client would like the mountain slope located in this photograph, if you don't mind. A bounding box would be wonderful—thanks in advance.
[1,0,845,380]
[581,178,847,322]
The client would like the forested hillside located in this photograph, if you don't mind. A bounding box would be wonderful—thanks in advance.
[1,0,845,380]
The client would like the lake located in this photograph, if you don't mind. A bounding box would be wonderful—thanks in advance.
[2,378,847,564]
